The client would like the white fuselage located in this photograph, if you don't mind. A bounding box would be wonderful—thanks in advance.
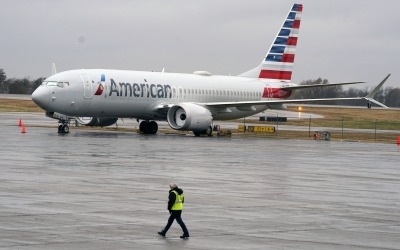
[33,69,289,121]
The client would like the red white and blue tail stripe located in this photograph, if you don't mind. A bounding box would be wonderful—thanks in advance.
[240,4,302,82]
[260,3,302,81]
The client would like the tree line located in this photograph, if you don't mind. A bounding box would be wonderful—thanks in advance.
[1,68,399,107]
[0,69,44,95]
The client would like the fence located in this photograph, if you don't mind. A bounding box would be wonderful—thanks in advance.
[242,115,400,143]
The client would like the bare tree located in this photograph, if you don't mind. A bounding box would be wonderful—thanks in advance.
[385,88,400,107]
[0,69,7,93]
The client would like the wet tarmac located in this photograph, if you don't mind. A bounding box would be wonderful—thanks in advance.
[1,112,400,249]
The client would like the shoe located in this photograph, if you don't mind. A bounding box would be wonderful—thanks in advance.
[158,231,166,236]
[180,233,190,239]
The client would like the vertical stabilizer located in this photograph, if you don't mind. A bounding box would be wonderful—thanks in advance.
[239,4,303,82]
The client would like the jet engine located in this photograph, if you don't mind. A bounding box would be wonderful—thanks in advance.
[75,117,118,127]
[167,103,213,132]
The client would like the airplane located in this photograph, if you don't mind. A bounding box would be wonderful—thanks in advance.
[31,3,389,136]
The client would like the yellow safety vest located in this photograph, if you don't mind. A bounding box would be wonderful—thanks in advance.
[171,190,184,211]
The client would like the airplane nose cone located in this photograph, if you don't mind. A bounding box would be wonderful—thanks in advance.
[31,86,50,110]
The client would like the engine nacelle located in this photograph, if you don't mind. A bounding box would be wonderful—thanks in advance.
[167,103,213,132]
[75,117,118,127]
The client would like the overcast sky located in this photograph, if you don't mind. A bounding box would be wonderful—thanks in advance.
[1,0,399,88]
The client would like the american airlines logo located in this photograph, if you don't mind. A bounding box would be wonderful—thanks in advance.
[109,79,172,98]
[94,84,104,95]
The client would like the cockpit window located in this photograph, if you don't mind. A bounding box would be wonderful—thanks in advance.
[42,81,69,88]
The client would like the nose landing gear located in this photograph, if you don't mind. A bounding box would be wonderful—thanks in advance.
[58,120,70,133]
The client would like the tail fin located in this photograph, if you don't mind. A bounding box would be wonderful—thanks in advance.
[239,3,303,81]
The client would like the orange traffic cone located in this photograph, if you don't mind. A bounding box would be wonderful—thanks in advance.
[18,118,23,127]
[21,125,26,134]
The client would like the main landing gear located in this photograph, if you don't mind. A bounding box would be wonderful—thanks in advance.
[139,120,158,134]
[193,126,213,137]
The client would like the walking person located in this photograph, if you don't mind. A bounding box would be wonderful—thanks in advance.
[158,183,190,239]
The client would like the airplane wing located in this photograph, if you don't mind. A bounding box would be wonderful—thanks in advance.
[153,74,390,118]
[203,97,376,108]
[205,75,390,109]
[280,81,365,90]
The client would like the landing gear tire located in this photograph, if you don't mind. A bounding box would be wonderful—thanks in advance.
[205,126,213,137]
[62,125,69,133]
[149,121,158,134]
[139,121,148,133]
[139,120,158,134]
[58,124,69,134]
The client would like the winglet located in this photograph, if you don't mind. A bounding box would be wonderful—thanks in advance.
[363,74,391,108]
[52,63,57,75]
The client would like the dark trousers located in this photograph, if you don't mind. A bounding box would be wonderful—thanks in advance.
[163,210,189,235]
